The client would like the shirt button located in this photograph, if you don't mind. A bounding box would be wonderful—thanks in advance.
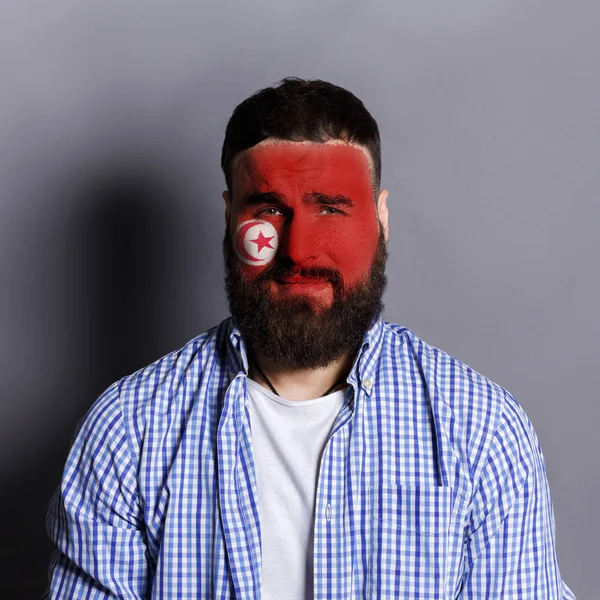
[363,378,373,390]
[325,504,332,521]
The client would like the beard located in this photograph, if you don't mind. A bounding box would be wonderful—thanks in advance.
[222,224,388,371]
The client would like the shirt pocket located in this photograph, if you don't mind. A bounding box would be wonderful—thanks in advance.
[368,485,453,599]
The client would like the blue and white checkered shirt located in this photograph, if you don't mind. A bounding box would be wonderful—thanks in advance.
[45,315,576,599]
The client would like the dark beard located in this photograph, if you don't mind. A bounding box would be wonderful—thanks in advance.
[222,225,388,371]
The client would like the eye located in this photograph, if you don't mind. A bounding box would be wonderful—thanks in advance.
[258,207,284,217]
[320,206,344,215]
[257,207,344,217]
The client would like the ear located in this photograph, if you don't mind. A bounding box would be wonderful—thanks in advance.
[222,190,232,228]
[377,189,389,243]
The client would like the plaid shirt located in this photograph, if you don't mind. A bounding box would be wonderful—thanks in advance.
[45,315,576,599]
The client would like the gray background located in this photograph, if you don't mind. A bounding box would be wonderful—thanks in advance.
[0,0,596,597]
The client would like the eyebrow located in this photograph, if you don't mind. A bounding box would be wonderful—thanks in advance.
[244,191,355,208]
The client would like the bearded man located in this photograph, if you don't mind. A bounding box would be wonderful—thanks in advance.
[45,77,575,599]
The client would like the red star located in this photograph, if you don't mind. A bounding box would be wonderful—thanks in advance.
[250,230,275,253]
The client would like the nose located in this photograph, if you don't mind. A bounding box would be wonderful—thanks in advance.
[278,215,321,264]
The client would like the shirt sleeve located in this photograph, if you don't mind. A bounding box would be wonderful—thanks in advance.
[44,381,150,599]
[459,391,576,599]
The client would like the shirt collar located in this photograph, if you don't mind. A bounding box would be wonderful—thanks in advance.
[224,313,386,398]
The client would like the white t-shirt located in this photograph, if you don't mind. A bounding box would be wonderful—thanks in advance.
[246,378,347,600]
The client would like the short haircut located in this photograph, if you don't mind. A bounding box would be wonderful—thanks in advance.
[221,77,381,196]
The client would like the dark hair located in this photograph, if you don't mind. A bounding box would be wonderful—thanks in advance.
[221,77,381,195]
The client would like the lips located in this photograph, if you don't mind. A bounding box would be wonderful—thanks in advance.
[275,277,328,284]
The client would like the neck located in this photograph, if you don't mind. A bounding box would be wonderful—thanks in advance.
[248,351,354,401]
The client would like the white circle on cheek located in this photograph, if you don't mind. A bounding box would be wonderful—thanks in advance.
[233,219,279,266]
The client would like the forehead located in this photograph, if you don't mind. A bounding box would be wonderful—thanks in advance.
[232,141,373,197]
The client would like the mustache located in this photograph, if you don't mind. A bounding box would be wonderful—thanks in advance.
[257,264,342,285]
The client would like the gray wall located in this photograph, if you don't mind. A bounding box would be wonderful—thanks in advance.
[0,1,596,597]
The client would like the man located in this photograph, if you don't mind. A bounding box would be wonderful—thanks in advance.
[45,77,576,599]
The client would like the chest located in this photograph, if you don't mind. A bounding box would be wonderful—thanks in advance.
[141,385,469,599]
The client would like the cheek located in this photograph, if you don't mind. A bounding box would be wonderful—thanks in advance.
[232,218,279,279]
[328,219,379,284]
[231,212,379,284]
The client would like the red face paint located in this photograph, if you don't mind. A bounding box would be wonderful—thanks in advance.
[231,142,379,299]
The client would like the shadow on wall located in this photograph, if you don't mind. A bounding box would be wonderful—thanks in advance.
[1,166,185,599]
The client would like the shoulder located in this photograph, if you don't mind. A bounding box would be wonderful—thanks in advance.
[383,321,509,413]
[117,321,223,412]
[382,322,537,476]
[75,319,229,456]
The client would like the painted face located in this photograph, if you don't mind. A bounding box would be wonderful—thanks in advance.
[230,141,380,304]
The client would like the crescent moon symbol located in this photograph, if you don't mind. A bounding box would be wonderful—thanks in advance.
[234,220,278,266]
[236,220,264,263]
